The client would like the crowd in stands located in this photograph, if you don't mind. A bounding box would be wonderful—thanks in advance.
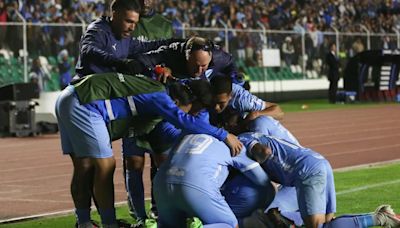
[1,0,400,87]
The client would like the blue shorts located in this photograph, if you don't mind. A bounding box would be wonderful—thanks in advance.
[122,136,149,157]
[222,173,275,218]
[295,160,336,217]
[154,181,237,228]
[55,86,113,158]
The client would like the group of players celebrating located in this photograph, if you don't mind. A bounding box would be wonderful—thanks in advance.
[55,0,400,227]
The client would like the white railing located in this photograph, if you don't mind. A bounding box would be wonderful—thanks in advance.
[0,19,398,91]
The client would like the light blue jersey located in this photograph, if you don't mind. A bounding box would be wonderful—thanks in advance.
[238,132,324,186]
[158,134,268,196]
[238,132,336,216]
[229,84,265,113]
[154,134,269,227]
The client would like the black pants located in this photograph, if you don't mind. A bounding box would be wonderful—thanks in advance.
[329,79,339,103]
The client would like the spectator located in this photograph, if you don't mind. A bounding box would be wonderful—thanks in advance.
[325,42,340,103]
[57,49,72,90]
[29,57,50,92]
[281,36,295,66]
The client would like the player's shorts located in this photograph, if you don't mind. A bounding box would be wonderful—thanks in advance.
[295,159,336,217]
[55,85,113,158]
[221,173,275,218]
[154,181,238,228]
[121,136,149,157]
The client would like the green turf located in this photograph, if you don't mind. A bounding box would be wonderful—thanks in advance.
[279,99,396,113]
[2,162,399,228]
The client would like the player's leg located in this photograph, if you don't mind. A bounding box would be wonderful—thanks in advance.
[296,160,333,228]
[70,156,95,226]
[92,156,117,226]
[56,85,116,226]
[149,154,158,219]
[153,176,187,228]
[179,185,238,228]
[322,205,400,228]
[123,137,148,224]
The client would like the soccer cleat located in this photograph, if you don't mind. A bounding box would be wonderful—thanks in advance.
[148,209,158,220]
[375,205,400,228]
[132,218,146,228]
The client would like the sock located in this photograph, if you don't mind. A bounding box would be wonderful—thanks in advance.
[322,214,375,228]
[75,208,91,224]
[203,223,232,228]
[126,169,147,219]
[98,208,116,225]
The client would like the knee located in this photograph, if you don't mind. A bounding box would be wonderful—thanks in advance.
[125,156,145,171]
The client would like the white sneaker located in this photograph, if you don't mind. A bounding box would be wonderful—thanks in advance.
[375,205,400,228]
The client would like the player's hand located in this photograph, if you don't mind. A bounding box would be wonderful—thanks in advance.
[248,143,271,163]
[224,133,243,157]
[244,111,260,122]
[156,66,175,83]
[115,59,144,75]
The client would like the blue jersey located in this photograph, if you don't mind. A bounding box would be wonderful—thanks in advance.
[147,110,210,153]
[157,134,268,197]
[238,132,326,186]
[229,84,265,113]
[82,91,227,141]
[75,16,173,77]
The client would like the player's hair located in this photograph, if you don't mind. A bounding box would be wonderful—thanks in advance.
[168,79,213,108]
[110,0,142,13]
[185,36,215,60]
[188,79,213,108]
[210,75,232,95]
[168,82,193,106]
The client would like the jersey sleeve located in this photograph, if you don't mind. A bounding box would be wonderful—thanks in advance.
[147,120,182,153]
[79,27,121,66]
[149,93,228,141]
[231,149,269,186]
[128,38,180,57]
[231,84,266,112]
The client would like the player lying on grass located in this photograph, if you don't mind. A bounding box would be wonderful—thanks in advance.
[238,132,400,228]
[153,134,272,228]
[55,73,242,228]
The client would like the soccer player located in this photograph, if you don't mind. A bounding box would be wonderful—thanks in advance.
[238,132,400,228]
[153,134,271,228]
[126,1,174,221]
[209,75,284,125]
[122,79,221,226]
[55,73,242,228]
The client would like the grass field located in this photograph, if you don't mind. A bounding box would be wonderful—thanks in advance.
[2,162,399,228]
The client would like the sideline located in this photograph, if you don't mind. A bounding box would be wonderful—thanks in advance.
[1,160,399,224]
